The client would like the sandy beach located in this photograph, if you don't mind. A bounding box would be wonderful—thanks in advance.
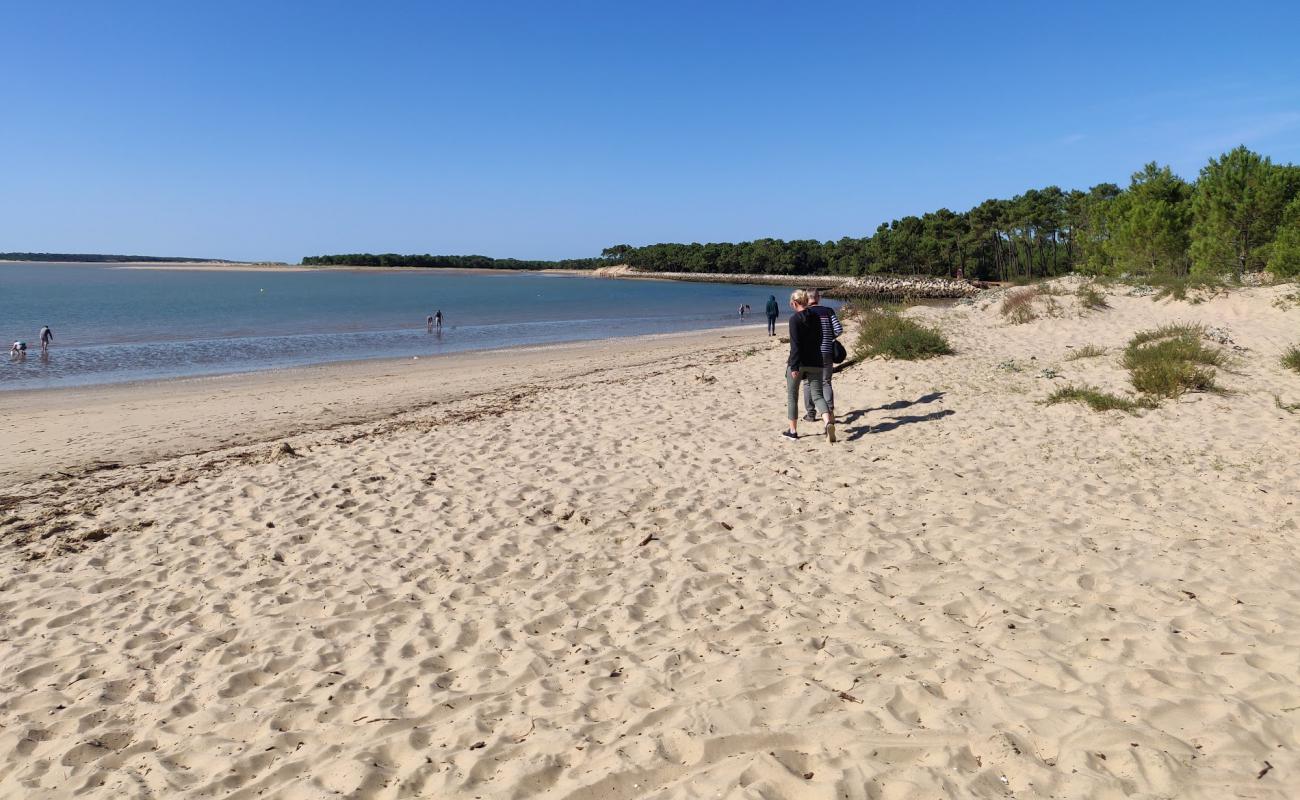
[2,282,1299,799]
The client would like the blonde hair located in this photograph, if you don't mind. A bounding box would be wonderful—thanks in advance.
[789,289,810,307]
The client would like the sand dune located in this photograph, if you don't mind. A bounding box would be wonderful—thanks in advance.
[2,283,1298,798]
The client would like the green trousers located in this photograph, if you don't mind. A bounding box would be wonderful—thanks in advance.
[787,366,828,421]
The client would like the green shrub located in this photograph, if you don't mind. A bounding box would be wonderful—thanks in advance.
[1046,385,1150,413]
[1123,326,1225,398]
[1123,333,1225,370]
[1283,345,1300,374]
[1064,344,1107,361]
[856,311,953,360]
[1128,360,1218,397]
[1126,323,1206,347]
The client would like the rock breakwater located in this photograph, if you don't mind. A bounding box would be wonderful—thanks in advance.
[590,265,985,299]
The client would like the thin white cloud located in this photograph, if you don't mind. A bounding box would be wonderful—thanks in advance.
[1191,111,1300,154]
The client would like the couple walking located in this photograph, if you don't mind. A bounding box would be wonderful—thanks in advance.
[782,289,842,443]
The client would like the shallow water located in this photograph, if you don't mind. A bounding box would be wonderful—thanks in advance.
[0,263,795,390]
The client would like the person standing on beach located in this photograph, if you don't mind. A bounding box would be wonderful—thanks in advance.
[801,289,843,422]
[434,310,443,331]
[783,289,834,443]
[765,295,779,336]
[39,326,53,355]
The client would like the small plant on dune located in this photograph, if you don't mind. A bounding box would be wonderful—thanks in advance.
[1128,360,1218,397]
[856,310,953,360]
[1126,323,1206,348]
[1130,334,1226,370]
[1283,345,1300,374]
[1034,282,1073,297]
[1000,288,1040,324]
[1123,325,1226,398]
[1046,385,1152,414]
[1064,344,1108,361]
[1151,274,1227,305]
[1076,283,1110,311]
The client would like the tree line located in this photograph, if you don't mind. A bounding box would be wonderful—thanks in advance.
[601,146,1300,281]
[300,253,604,270]
[302,147,1300,282]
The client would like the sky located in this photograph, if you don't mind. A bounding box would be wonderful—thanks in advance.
[2,0,1299,263]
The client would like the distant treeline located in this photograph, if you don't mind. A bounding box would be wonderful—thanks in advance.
[601,146,1300,281]
[300,253,604,270]
[302,147,1300,282]
[1,252,222,263]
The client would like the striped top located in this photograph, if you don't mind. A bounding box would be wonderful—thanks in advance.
[806,304,843,355]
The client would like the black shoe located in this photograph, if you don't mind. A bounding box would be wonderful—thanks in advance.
[802,413,818,422]
[781,429,798,440]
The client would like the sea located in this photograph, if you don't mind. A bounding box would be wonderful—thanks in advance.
[1,262,793,391]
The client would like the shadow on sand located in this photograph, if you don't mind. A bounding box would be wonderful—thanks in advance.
[842,392,952,441]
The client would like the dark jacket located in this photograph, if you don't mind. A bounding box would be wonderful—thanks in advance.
[787,309,824,371]
[765,297,779,318]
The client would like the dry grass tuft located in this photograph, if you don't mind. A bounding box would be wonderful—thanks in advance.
[1000,288,1041,324]
[1064,344,1108,361]
[1076,283,1110,311]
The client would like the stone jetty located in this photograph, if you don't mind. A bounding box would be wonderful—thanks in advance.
[589,265,985,299]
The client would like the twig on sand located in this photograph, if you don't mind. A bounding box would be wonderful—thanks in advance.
[514,719,536,743]
[638,533,658,547]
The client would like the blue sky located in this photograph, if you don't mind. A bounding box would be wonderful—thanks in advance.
[3,0,1298,262]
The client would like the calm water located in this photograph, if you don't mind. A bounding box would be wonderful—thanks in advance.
[0,263,789,390]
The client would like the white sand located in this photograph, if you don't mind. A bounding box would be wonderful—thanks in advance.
[1,283,1298,799]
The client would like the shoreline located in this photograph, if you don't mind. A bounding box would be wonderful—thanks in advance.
[0,324,770,488]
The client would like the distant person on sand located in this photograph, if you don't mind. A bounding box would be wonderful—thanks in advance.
[783,289,834,443]
[39,326,53,355]
[10,341,27,361]
[434,310,443,331]
[765,295,779,336]
[801,289,843,422]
